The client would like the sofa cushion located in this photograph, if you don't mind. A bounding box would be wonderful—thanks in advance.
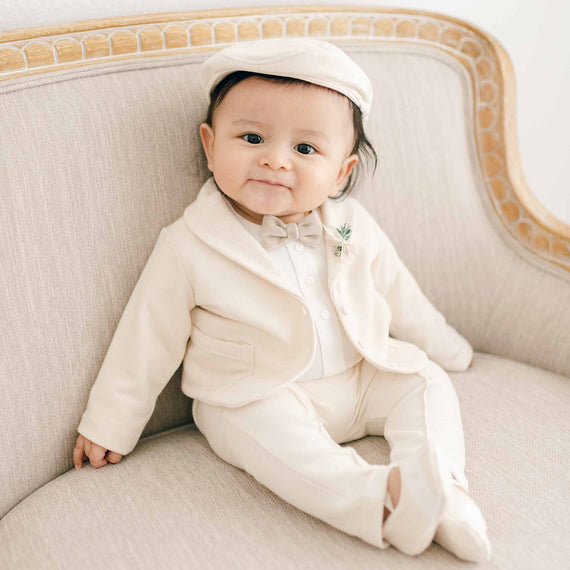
[2,352,568,569]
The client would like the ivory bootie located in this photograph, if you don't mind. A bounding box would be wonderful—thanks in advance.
[382,441,451,556]
[433,483,492,562]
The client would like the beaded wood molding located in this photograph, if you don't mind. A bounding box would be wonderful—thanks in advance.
[1,5,569,271]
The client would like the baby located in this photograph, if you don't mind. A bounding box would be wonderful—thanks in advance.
[73,38,491,561]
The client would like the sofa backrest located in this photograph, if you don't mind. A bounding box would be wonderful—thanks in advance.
[2,6,569,518]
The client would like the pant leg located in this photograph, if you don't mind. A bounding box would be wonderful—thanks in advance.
[336,359,469,493]
[192,378,393,549]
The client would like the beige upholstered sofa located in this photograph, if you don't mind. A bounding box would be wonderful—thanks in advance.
[1,6,569,569]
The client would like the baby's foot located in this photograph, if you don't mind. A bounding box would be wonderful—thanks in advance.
[433,480,492,562]
[382,465,400,523]
[382,442,450,556]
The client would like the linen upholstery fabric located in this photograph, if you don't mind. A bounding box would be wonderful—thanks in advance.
[1,39,569,568]
[1,354,569,569]
[0,54,210,517]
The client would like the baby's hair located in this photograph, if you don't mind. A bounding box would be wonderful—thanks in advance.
[203,70,378,200]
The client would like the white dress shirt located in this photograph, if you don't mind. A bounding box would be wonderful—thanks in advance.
[231,206,362,382]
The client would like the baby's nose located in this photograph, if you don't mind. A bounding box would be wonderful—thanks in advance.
[259,145,292,170]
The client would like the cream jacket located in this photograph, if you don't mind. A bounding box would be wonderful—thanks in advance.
[77,177,473,455]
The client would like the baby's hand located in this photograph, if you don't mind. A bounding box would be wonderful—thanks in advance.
[73,434,123,469]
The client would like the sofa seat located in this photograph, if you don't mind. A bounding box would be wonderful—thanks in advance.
[2,352,568,569]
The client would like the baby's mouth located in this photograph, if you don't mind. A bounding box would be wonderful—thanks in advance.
[253,179,290,190]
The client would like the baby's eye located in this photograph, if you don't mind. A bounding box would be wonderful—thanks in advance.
[296,143,315,155]
[242,133,263,144]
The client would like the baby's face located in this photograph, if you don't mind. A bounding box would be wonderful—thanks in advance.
[200,77,358,224]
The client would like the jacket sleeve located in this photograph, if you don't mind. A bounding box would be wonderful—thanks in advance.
[370,219,473,372]
[77,226,194,455]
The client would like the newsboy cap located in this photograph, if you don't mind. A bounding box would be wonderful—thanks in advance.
[200,37,373,123]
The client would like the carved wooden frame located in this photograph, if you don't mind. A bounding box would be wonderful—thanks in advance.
[2,5,568,271]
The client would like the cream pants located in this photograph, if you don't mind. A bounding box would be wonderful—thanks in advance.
[192,358,468,549]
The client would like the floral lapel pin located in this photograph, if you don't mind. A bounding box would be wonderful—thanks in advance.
[323,222,355,258]
[335,223,352,256]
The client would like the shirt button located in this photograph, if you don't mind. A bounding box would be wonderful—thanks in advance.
[320,310,330,320]
[305,276,315,286]
[295,242,304,251]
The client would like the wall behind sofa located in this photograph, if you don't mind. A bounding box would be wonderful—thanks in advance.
[1,0,568,224]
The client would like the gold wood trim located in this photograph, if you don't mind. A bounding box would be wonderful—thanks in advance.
[2,5,568,270]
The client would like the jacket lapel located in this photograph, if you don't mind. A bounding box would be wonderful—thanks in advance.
[184,178,302,297]
[319,198,360,292]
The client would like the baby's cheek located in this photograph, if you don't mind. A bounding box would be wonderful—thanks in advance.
[212,169,235,194]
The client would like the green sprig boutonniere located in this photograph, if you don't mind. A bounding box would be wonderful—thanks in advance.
[335,223,352,256]
[322,221,356,259]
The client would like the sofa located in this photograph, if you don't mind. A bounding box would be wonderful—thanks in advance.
[1,5,569,569]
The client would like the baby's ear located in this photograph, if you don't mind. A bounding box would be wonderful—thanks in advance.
[332,154,358,195]
[199,123,215,172]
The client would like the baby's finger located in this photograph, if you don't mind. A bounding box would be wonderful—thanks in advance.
[86,441,108,469]
[106,451,123,464]
[73,435,86,469]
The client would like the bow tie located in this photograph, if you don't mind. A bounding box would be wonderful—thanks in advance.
[260,210,322,250]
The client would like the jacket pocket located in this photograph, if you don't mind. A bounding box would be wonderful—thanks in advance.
[183,326,254,391]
